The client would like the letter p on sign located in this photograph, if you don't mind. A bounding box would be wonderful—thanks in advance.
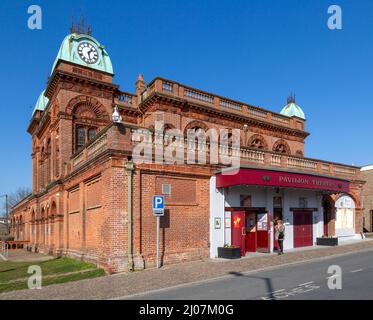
[152,195,164,216]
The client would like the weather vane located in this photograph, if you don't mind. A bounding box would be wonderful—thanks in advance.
[70,14,92,36]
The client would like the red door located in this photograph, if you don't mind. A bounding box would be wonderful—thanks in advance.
[231,211,246,256]
[245,212,256,252]
[293,211,313,248]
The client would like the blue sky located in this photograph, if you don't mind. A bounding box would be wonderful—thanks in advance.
[0,0,372,202]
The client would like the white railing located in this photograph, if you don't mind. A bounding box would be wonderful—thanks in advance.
[333,166,356,176]
[162,81,173,92]
[271,154,282,166]
[247,107,267,118]
[272,114,290,125]
[127,127,358,180]
[241,149,265,163]
[117,92,134,105]
[0,241,9,259]
[287,157,318,170]
[220,99,242,111]
[184,88,214,104]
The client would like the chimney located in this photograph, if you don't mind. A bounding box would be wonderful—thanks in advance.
[136,74,146,104]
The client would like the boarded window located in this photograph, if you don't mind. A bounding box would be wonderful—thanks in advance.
[69,187,80,213]
[86,177,102,209]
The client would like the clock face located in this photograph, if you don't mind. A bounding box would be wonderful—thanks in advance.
[77,42,99,64]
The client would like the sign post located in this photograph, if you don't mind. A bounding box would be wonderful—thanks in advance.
[152,195,165,269]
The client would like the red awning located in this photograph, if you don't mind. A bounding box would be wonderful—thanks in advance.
[216,168,350,193]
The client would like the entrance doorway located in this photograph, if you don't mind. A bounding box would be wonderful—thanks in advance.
[245,212,256,252]
[229,208,270,256]
[293,210,313,248]
[231,211,246,256]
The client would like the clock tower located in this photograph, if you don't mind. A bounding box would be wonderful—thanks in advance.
[28,26,118,194]
[50,32,114,76]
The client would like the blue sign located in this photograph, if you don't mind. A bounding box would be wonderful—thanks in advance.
[152,195,165,216]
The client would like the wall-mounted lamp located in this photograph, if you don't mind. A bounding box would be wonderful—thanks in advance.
[112,106,122,123]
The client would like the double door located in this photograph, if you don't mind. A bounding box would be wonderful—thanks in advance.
[231,210,270,256]
[293,211,313,248]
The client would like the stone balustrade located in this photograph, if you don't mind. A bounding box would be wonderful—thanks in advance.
[68,124,359,181]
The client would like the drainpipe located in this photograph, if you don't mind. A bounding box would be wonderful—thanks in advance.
[126,160,134,271]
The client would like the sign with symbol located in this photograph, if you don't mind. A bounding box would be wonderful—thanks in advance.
[152,195,165,216]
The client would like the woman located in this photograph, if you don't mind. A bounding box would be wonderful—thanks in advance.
[275,220,285,255]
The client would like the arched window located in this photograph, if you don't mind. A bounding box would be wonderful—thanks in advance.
[248,134,268,150]
[273,140,290,154]
[88,128,97,142]
[76,127,85,150]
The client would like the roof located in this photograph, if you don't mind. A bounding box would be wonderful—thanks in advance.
[280,101,306,120]
[32,90,49,116]
[51,33,114,75]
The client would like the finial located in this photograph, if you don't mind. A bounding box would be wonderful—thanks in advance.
[138,74,144,81]
[287,93,296,104]
[70,14,92,36]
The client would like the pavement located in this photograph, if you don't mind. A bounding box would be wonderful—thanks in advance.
[1,238,373,300]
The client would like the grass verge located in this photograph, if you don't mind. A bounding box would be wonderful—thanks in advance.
[0,257,105,293]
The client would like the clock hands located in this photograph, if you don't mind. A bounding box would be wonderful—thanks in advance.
[86,48,97,61]
[78,43,98,63]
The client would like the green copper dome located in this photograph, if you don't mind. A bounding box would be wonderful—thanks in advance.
[51,33,114,75]
[32,90,49,116]
[280,97,306,120]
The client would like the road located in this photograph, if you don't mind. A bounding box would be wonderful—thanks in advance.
[125,249,373,300]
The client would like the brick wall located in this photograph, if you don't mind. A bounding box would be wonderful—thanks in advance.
[361,169,373,231]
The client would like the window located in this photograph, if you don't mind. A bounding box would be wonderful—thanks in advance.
[76,127,85,150]
[274,144,288,153]
[162,184,171,195]
[88,128,96,142]
[273,140,290,154]
[75,126,98,151]
[248,134,267,150]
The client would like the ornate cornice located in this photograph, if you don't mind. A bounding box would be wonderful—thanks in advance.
[45,69,119,101]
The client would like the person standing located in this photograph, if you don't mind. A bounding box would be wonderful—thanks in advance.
[275,220,285,255]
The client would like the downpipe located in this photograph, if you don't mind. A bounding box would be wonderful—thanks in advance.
[126,160,134,272]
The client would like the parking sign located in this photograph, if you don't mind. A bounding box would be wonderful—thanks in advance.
[152,195,165,216]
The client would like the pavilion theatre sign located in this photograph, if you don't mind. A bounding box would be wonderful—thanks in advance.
[216,168,350,193]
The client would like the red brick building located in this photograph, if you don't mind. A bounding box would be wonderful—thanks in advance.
[10,30,365,273]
